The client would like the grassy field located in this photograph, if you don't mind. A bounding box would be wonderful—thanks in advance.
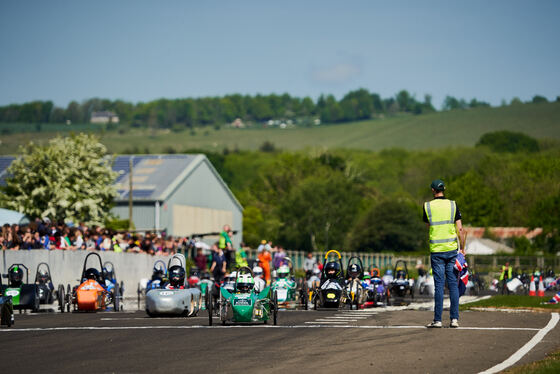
[460,295,559,311]
[1,101,559,155]
[505,349,560,374]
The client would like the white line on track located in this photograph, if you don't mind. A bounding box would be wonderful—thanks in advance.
[319,316,366,319]
[305,321,354,324]
[335,314,372,317]
[314,319,358,322]
[106,317,208,320]
[0,325,543,331]
[479,312,559,374]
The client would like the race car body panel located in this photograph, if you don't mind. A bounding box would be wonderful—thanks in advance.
[271,279,296,303]
[145,288,201,315]
[76,280,106,311]
[3,285,39,311]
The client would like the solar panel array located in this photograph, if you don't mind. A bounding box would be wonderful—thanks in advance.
[113,155,196,201]
[0,154,198,201]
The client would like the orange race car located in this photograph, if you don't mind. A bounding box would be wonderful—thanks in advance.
[66,253,122,312]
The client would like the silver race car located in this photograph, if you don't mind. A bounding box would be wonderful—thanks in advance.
[145,254,202,317]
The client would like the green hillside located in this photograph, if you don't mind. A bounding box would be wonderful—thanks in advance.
[1,101,559,155]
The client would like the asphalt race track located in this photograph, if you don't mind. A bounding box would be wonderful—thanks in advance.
[1,304,559,373]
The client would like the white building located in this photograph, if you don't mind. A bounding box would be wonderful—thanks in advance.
[91,111,119,124]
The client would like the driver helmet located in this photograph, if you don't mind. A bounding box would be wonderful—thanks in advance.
[396,268,406,280]
[168,265,185,288]
[324,261,340,279]
[37,269,50,284]
[252,266,263,278]
[385,269,393,276]
[228,271,237,282]
[85,268,100,282]
[152,266,165,281]
[236,273,255,293]
[363,272,371,280]
[348,263,361,278]
[9,266,24,287]
[371,268,380,277]
[103,268,114,281]
[277,265,290,279]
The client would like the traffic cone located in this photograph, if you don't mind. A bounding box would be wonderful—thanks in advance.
[529,275,536,296]
[537,276,545,297]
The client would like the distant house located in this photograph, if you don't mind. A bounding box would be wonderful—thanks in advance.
[91,111,119,124]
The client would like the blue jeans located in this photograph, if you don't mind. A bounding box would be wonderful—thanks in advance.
[430,250,459,321]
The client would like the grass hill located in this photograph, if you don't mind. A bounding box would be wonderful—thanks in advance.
[1,101,559,155]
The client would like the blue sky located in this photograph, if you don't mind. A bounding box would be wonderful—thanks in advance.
[1,0,559,108]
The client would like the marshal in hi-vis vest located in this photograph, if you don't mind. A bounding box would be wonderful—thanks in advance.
[424,199,458,253]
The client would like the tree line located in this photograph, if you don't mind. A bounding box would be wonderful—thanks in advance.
[1,130,558,255]
[4,89,552,129]
[201,131,559,254]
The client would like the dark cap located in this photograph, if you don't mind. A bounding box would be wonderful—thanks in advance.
[430,179,445,191]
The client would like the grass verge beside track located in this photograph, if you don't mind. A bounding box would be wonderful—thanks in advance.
[505,349,560,373]
[460,295,559,311]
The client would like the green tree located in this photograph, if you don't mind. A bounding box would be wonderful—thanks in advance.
[476,131,539,153]
[348,199,426,252]
[0,134,117,225]
[531,95,548,104]
[278,173,361,251]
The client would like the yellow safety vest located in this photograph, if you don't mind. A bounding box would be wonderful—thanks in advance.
[424,199,458,253]
[499,266,512,281]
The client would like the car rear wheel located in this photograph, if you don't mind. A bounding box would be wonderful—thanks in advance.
[114,284,120,311]
[207,289,213,326]
[301,283,308,310]
[66,284,72,312]
[273,290,278,326]
[58,284,65,313]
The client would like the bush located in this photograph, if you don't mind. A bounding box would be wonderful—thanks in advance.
[476,131,539,153]
[259,140,276,152]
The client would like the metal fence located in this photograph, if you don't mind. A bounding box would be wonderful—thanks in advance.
[244,249,433,272]
[468,255,560,272]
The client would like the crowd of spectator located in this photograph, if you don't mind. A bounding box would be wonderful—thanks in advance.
[0,219,189,255]
[0,221,313,282]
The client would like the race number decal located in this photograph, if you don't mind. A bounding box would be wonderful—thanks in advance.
[233,298,252,306]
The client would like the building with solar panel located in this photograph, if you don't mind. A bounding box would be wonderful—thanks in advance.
[0,154,243,246]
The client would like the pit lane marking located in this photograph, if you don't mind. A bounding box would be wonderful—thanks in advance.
[479,312,559,374]
[0,325,542,331]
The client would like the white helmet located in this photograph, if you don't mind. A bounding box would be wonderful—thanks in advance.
[277,265,290,278]
[253,266,263,277]
[236,273,255,293]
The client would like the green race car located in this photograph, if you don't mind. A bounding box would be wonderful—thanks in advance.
[208,267,278,326]
[1,264,40,313]
[270,260,308,310]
